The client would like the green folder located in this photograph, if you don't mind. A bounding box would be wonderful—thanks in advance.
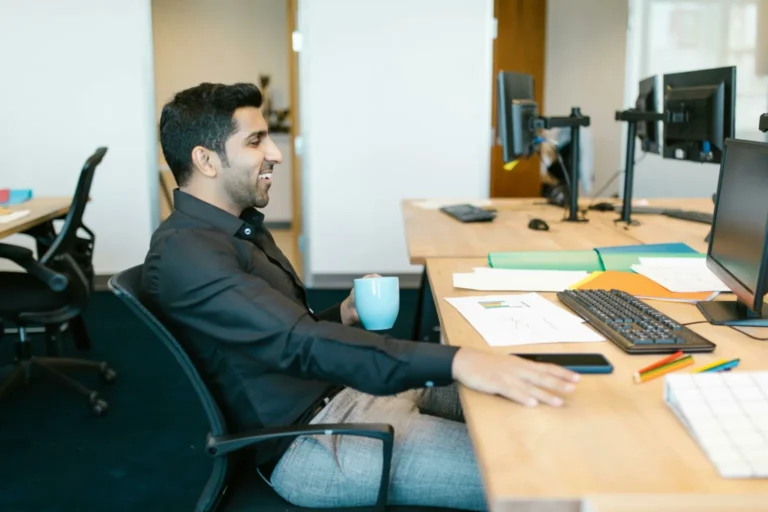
[487,250,604,271]
[487,243,705,272]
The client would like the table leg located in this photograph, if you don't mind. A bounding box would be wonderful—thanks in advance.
[411,267,440,343]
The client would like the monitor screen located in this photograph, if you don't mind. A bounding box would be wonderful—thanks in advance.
[709,139,768,310]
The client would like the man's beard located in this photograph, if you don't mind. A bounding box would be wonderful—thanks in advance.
[224,176,268,210]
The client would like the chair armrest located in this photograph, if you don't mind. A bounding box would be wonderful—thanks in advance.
[0,242,69,292]
[207,423,394,511]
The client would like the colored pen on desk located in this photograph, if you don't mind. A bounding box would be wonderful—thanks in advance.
[634,350,684,380]
[701,358,740,373]
[634,354,694,383]
[692,359,728,373]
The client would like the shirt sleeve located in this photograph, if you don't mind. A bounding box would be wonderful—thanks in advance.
[152,230,458,396]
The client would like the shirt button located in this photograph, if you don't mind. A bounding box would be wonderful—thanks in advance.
[425,381,434,388]
[244,228,252,235]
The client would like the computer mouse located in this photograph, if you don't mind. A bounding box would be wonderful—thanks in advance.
[528,218,549,231]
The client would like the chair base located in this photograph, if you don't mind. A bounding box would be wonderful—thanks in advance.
[0,356,116,416]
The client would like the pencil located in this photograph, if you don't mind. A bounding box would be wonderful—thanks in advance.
[634,350,684,379]
[692,359,728,373]
[634,355,694,383]
[702,359,740,373]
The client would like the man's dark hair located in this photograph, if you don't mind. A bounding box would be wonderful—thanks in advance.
[159,83,263,186]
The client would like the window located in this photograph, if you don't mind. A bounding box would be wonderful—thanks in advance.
[638,0,768,138]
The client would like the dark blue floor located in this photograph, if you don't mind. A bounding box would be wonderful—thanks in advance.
[0,289,422,512]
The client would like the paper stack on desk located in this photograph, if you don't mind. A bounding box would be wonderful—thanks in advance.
[631,257,730,293]
[445,293,604,347]
[453,268,589,292]
[0,209,29,224]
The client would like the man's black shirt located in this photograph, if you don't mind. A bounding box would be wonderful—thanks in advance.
[141,190,459,464]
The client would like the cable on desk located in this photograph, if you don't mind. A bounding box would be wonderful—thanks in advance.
[683,320,709,327]
[729,325,768,341]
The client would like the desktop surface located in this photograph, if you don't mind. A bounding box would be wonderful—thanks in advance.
[402,198,715,264]
[427,257,768,511]
[0,196,72,239]
[402,198,641,264]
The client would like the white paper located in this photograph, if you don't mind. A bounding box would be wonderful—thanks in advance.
[632,262,730,293]
[637,257,707,267]
[0,210,29,224]
[453,268,589,292]
[411,198,492,210]
[445,293,604,347]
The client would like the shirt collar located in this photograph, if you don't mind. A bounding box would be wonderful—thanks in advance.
[173,189,264,237]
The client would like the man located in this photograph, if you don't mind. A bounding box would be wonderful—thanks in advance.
[142,83,580,510]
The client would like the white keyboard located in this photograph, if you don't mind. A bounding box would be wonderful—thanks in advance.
[664,371,768,478]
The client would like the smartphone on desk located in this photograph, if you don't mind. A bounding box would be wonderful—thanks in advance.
[511,353,614,374]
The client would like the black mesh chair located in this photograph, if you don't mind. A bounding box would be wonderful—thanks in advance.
[0,147,116,415]
[109,265,463,512]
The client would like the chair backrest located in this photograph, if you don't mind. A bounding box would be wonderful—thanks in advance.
[109,265,233,512]
[40,147,107,266]
[108,265,228,437]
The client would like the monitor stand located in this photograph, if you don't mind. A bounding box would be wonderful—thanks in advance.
[697,300,768,327]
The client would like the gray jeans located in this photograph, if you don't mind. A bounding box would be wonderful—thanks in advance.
[266,384,486,510]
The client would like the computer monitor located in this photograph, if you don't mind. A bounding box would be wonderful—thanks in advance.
[697,138,768,327]
[497,71,538,162]
[635,75,662,154]
[760,113,768,133]
[663,66,736,164]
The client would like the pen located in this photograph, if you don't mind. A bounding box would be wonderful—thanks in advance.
[701,358,740,373]
[634,354,694,383]
[634,350,684,379]
[692,359,728,373]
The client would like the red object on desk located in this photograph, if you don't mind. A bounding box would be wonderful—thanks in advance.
[0,189,9,204]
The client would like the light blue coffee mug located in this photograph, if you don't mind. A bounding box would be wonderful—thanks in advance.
[353,276,400,330]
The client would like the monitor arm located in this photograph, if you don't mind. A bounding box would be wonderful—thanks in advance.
[761,113,768,133]
[532,107,591,222]
[614,109,670,225]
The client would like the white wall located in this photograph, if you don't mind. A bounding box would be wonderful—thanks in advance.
[299,0,494,281]
[544,0,630,196]
[152,0,292,223]
[0,0,158,274]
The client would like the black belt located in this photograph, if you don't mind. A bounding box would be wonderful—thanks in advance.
[305,386,344,422]
[258,386,345,480]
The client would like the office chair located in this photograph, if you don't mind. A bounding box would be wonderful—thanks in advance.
[0,147,116,416]
[109,265,462,512]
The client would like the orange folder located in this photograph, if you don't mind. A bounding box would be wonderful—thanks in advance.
[570,270,717,302]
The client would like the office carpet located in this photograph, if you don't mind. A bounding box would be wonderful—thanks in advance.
[0,289,422,512]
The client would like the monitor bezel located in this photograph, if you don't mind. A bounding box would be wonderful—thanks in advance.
[706,137,768,314]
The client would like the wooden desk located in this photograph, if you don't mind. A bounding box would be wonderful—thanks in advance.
[0,197,72,239]
[402,198,714,263]
[428,257,768,512]
[592,198,714,254]
[402,199,639,265]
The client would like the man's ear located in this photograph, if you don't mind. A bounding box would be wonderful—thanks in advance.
[191,146,220,179]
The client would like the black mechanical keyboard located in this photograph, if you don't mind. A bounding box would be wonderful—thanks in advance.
[557,289,716,354]
[439,204,496,223]
[662,209,713,224]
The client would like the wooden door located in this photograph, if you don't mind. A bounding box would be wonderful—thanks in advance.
[490,0,548,198]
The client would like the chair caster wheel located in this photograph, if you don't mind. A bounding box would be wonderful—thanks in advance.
[100,367,117,384]
[91,399,108,416]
